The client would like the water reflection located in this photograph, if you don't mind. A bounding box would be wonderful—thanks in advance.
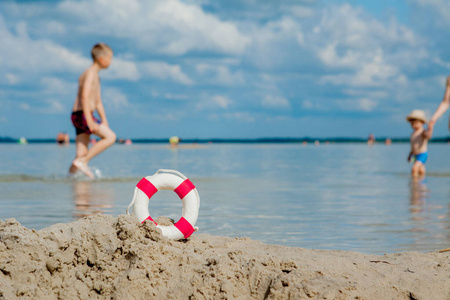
[72,180,114,218]
[407,176,450,251]
[409,176,428,215]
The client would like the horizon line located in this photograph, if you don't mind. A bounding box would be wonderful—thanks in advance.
[1,136,449,144]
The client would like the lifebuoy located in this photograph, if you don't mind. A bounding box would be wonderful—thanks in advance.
[127,169,200,240]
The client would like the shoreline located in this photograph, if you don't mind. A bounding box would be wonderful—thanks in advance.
[1,214,449,299]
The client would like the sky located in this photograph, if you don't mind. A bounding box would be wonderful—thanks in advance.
[1,0,450,140]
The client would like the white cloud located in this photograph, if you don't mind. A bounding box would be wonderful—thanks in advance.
[163,93,190,101]
[311,4,422,88]
[142,61,193,85]
[18,99,65,114]
[343,89,388,99]
[414,0,450,25]
[0,12,140,82]
[320,50,405,87]
[156,0,249,55]
[302,100,313,109]
[103,88,129,110]
[246,15,306,69]
[150,90,190,101]
[44,99,65,114]
[143,111,184,122]
[317,42,360,68]
[262,95,290,110]
[104,58,140,81]
[196,94,232,110]
[287,5,315,18]
[0,15,89,74]
[5,74,19,85]
[58,0,250,56]
[358,98,377,112]
[195,63,245,85]
[20,103,30,110]
[40,77,75,95]
[312,4,417,52]
[336,98,377,112]
[296,32,305,47]
[45,21,66,35]
[211,95,231,109]
[223,112,255,122]
[433,57,450,69]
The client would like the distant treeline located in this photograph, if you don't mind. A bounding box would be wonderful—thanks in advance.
[2,136,450,144]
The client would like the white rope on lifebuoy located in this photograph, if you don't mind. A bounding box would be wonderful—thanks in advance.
[126,169,200,240]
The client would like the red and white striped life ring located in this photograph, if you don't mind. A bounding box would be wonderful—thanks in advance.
[127,169,200,240]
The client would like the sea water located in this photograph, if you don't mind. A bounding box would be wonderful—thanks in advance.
[0,142,448,254]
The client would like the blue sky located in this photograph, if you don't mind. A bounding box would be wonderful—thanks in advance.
[1,0,450,139]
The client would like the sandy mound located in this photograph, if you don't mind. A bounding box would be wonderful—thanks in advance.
[0,214,449,299]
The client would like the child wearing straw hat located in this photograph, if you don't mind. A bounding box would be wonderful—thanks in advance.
[406,110,433,176]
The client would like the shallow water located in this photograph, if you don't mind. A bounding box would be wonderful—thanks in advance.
[0,142,449,254]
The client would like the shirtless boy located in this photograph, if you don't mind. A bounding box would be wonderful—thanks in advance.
[406,110,432,176]
[69,43,117,178]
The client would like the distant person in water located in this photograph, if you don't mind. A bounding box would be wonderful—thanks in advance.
[69,43,116,178]
[406,110,433,176]
[56,132,70,145]
[429,76,450,132]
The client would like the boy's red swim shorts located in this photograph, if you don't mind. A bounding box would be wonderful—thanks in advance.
[71,111,101,135]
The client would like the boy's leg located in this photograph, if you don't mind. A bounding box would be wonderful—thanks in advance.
[84,123,116,162]
[411,161,424,176]
[71,133,94,178]
[419,164,426,176]
[75,133,90,158]
[69,133,90,173]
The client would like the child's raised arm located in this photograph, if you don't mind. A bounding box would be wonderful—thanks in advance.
[430,76,450,124]
[423,126,433,140]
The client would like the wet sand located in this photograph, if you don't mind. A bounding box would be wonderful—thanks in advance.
[0,214,449,299]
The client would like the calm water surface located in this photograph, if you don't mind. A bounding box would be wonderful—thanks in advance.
[0,143,449,254]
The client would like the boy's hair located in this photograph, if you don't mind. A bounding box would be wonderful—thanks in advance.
[91,43,112,61]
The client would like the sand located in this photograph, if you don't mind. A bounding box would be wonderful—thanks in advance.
[0,214,449,299]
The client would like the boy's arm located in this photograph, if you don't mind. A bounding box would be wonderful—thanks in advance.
[423,126,433,140]
[96,87,109,127]
[430,76,450,124]
[96,100,108,127]
[407,150,413,162]
[80,71,97,130]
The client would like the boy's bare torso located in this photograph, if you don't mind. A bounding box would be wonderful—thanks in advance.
[410,128,428,155]
[72,67,100,113]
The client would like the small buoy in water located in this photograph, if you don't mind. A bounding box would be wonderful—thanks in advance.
[18,137,28,144]
[169,136,180,146]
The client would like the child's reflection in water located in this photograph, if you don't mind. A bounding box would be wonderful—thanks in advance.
[409,176,428,216]
[72,180,114,218]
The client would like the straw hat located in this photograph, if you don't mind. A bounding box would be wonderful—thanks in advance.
[406,109,427,123]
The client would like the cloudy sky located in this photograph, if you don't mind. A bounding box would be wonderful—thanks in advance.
[1,0,450,139]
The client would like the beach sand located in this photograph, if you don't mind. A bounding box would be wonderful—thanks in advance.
[0,214,449,299]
